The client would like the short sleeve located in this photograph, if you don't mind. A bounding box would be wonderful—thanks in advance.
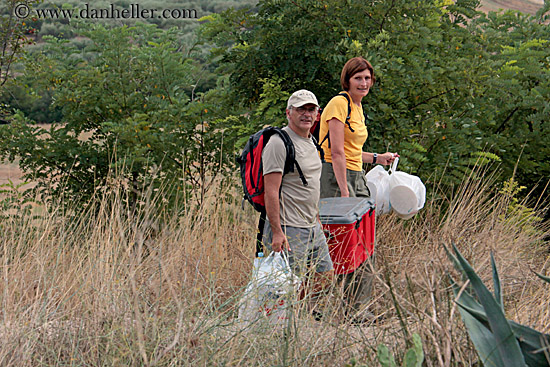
[262,135,286,175]
[322,95,349,125]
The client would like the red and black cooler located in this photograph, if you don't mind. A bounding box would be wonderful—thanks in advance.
[319,197,376,275]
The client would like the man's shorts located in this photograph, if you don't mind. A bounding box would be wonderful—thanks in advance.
[262,221,334,276]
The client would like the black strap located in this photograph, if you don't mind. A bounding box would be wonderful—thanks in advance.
[311,134,325,163]
[319,92,354,149]
[274,128,309,186]
[274,128,296,175]
[294,161,307,186]
[320,130,331,149]
[339,92,354,132]
[256,209,266,257]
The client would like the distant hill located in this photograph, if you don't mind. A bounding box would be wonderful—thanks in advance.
[479,0,544,14]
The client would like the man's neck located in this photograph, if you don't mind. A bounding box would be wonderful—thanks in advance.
[288,124,310,139]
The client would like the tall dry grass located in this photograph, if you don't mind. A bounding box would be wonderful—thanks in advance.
[0,170,548,366]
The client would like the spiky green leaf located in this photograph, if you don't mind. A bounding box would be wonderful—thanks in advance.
[450,277,507,366]
[535,272,550,284]
[451,277,550,367]
[491,252,504,311]
[451,243,526,367]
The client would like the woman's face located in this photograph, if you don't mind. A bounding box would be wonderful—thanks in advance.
[348,69,372,99]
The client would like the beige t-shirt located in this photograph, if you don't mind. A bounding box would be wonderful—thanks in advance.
[262,126,322,228]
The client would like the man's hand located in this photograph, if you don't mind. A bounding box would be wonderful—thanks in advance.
[271,230,289,252]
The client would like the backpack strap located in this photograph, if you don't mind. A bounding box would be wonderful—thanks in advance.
[256,208,266,257]
[338,92,354,132]
[311,134,325,163]
[274,128,308,186]
[319,92,354,149]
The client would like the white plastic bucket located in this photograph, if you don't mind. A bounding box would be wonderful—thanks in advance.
[388,158,426,220]
[389,185,419,215]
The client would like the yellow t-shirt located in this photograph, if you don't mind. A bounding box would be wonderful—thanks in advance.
[319,92,368,171]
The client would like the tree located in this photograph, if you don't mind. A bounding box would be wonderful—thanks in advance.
[1,0,39,87]
[0,23,241,208]
[1,0,40,124]
[200,0,550,200]
[468,8,550,203]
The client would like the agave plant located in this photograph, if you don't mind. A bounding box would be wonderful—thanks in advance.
[445,244,550,367]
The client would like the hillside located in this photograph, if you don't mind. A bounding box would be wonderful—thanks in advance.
[480,0,545,14]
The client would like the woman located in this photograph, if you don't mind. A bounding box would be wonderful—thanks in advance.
[319,57,397,323]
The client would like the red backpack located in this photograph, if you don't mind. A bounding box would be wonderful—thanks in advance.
[237,126,308,256]
[237,126,308,213]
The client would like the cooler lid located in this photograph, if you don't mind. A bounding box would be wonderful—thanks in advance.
[319,197,375,224]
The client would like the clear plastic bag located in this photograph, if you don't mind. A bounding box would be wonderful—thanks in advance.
[238,252,301,326]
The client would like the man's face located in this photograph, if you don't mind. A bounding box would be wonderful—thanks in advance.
[286,103,319,134]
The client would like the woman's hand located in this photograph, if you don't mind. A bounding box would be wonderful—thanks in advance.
[378,152,399,165]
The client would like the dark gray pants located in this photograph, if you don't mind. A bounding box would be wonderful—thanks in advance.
[320,162,374,314]
[320,162,370,198]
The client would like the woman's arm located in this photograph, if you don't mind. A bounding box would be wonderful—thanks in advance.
[362,151,398,165]
[328,118,349,197]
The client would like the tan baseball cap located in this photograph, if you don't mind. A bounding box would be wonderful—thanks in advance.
[287,89,319,109]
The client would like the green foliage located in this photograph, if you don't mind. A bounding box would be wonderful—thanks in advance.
[0,79,62,123]
[446,243,550,367]
[1,0,40,86]
[2,0,258,124]
[0,23,239,208]
[498,178,544,236]
[24,0,258,40]
[200,0,550,196]
[0,179,35,220]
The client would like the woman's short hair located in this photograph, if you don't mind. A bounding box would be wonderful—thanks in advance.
[340,57,376,91]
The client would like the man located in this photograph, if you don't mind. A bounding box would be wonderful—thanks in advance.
[262,89,334,313]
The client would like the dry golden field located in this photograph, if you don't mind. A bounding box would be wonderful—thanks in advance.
[0,1,548,364]
[0,164,548,365]
[0,160,22,186]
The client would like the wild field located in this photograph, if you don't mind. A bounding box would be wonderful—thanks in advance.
[480,0,544,14]
[0,166,548,366]
[0,160,22,186]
